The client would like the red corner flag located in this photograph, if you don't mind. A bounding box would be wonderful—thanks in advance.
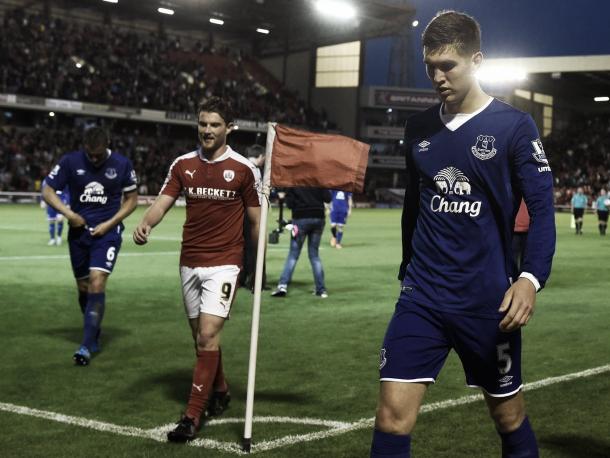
[270,124,370,193]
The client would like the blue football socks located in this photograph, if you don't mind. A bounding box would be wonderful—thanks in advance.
[336,229,344,244]
[499,416,539,458]
[82,292,105,351]
[78,291,87,314]
[371,429,411,457]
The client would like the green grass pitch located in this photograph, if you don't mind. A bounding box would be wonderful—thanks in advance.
[0,205,608,457]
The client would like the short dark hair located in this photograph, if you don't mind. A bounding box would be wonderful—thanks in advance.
[197,96,235,124]
[422,10,481,56]
[83,127,109,149]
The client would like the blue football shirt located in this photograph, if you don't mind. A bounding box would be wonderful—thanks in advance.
[399,98,556,317]
[331,190,351,213]
[45,149,137,228]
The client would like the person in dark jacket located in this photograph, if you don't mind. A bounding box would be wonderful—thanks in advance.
[271,187,331,298]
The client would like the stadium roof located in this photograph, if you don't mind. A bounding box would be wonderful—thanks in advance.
[524,71,610,112]
[76,0,416,56]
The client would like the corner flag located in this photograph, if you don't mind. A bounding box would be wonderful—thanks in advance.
[271,124,370,193]
[242,123,370,452]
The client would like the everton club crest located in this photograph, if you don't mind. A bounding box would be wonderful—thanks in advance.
[471,135,497,160]
[105,168,117,179]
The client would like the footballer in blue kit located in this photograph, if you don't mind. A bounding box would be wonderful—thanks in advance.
[42,180,70,246]
[42,127,138,366]
[329,190,352,249]
[370,12,555,458]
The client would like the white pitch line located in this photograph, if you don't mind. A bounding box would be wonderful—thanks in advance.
[0,246,299,262]
[0,252,179,261]
[0,225,41,232]
[249,363,610,453]
[0,402,161,441]
[0,364,608,455]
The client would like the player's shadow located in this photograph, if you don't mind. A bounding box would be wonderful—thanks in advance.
[541,434,610,457]
[42,326,130,348]
[229,385,314,405]
[147,369,193,403]
[146,370,313,405]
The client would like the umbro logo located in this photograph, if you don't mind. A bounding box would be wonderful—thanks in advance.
[418,140,430,151]
[192,383,204,392]
[76,169,86,175]
[499,375,513,387]
[185,170,196,179]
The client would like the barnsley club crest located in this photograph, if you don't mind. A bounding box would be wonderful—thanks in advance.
[223,170,235,182]
[471,135,497,160]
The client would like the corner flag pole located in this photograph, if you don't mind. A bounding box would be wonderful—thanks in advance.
[242,122,276,453]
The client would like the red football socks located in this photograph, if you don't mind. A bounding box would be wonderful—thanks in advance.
[185,350,220,426]
[213,347,229,393]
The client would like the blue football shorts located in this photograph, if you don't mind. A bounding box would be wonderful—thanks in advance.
[68,225,123,279]
[46,206,61,220]
[330,210,348,225]
[379,296,523,397]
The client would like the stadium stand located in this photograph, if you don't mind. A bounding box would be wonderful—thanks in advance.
[547,114,610,205]
[1,6,608,206]
[0,113,259,194]
[0,5,337,194]
[0,8,332,128]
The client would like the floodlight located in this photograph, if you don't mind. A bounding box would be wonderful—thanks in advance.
[314,0,357,21]
[49,112,55,117]
[158,7,174,15]
[476,65,526,83]
[103,0,118,3]
[256,28,270,34]
[210,18,224,25]
[594,96,609,102]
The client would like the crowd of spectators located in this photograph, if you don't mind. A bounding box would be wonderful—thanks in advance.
[0,116,258,194]
[1,8,609,204]
[3,113,610,202]
[547,115,610,205]
[0,8,332,129]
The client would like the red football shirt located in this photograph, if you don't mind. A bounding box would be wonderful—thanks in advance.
[160,146,261,267]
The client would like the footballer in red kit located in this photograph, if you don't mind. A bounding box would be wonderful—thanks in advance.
[133,97,261,443]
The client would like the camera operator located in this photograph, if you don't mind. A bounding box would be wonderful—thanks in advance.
[271,187,331,298]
